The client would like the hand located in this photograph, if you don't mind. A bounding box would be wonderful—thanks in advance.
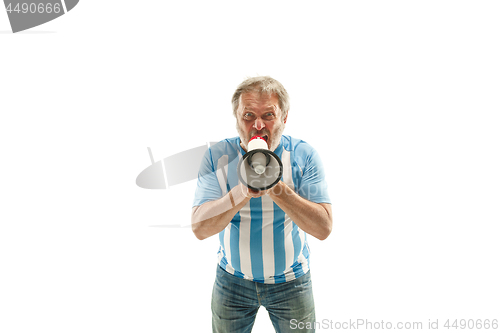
[239,183,269,199]
[247,188,269,198]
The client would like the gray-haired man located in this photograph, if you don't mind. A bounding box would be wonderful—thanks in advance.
[192,76,332,333]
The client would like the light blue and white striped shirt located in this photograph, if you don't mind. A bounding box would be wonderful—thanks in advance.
[193,135,330,284]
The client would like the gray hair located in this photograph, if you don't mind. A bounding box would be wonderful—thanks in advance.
[231,76,290,120]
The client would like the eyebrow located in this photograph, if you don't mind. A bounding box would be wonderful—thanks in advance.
[243,107,276,112]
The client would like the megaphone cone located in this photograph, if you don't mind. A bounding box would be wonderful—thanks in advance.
[237,136,283,191]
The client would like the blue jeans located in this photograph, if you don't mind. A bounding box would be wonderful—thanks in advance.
[212,265,316,333]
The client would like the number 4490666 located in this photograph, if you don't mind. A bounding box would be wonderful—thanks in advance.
[6,3,62,14]
[444,319,498,329]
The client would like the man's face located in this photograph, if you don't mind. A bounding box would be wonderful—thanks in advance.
[236,91,287,152]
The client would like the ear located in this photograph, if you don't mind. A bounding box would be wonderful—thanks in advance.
[283,112,288,124]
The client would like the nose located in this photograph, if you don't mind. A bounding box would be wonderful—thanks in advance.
[253,118,265,131]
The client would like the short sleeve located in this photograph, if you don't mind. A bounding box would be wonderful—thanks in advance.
[297,148,331,204]
[192,147,223,207]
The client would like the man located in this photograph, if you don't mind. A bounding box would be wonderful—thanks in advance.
[192,76,332,333]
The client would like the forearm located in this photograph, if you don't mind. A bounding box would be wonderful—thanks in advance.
[191,184,250,240]
[269,181,332,240]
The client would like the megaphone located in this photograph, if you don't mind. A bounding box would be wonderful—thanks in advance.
[237,136,283,191]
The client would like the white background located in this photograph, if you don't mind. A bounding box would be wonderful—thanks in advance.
[1,1,499,332]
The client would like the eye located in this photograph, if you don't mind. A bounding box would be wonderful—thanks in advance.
[264,113,275,119]
[243,112,254,120]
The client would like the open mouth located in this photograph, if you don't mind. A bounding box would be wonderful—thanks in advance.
[251,134,269,142]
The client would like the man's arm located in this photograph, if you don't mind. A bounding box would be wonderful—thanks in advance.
[192,184,263,240]
[268,181,332,241]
